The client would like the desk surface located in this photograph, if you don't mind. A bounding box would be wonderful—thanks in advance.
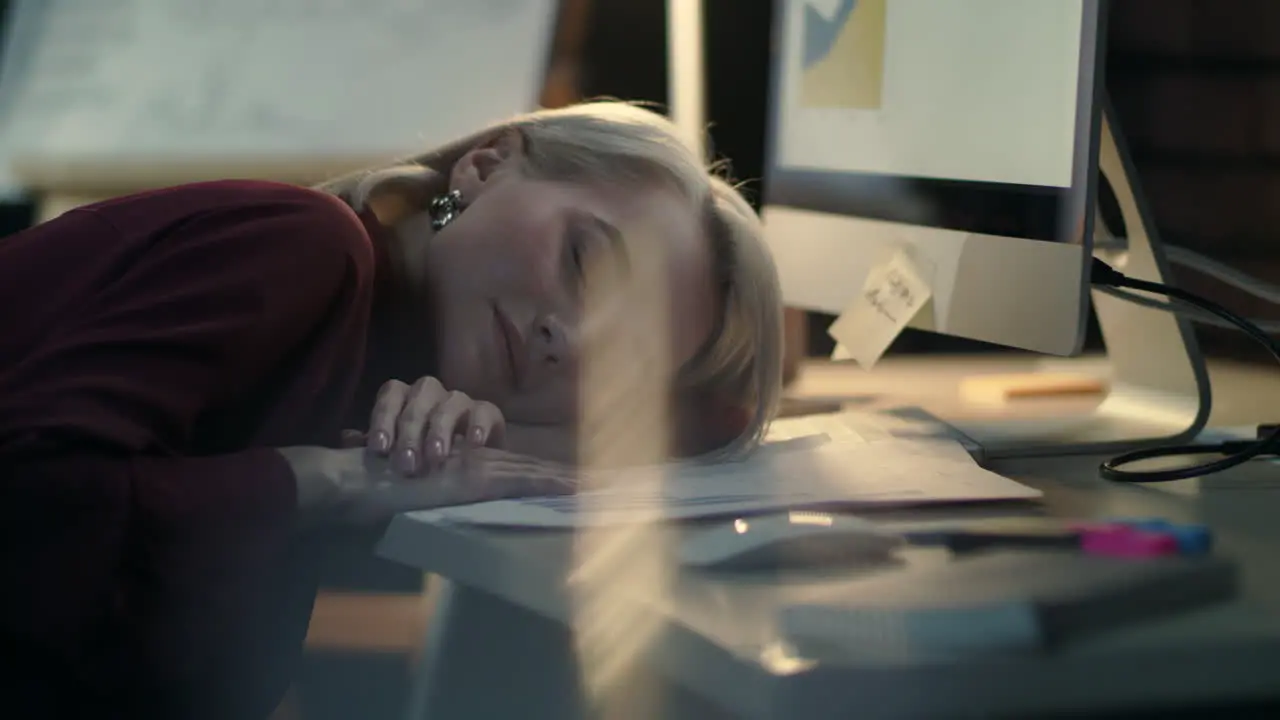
[380,355,1280,719]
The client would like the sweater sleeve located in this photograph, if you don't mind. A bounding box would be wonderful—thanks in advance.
[0,190,371,450]
[0,185,374,702]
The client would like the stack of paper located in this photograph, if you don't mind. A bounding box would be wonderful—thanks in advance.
[410,413,1041,529]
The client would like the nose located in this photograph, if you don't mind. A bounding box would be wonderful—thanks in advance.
[532,313,576,367]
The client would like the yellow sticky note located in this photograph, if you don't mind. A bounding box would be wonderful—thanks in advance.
[827,250,933,368]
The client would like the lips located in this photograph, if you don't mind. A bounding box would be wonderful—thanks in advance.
[492,303,527,389]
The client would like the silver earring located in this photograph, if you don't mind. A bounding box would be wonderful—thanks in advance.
[429,189,464,231]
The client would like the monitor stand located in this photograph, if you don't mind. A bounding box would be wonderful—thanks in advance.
[945,107,1213,461]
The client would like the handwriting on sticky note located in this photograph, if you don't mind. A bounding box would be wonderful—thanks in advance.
[863,264,923,323]
[827,250,933,368]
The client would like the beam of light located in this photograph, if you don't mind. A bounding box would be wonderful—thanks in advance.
[571,216,675,716]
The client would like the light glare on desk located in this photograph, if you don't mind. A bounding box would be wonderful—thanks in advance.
[734,513,836,535]
[759,641,817,677]
[789,511,835,527]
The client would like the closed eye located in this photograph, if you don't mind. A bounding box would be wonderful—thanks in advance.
[570,233,587,275]
[563,213,628,293]
[564,226,590,290]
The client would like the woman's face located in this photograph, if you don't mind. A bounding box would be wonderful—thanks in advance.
[396,137,718,426]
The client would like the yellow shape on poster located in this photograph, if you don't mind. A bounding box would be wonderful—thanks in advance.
[801,0,888,109]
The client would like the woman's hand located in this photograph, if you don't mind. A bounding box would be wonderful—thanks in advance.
[280,445,573,527]
[365,377,506,476]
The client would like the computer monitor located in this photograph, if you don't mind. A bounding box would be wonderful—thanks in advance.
[763,0,1101,356]
[760,0,1210,457]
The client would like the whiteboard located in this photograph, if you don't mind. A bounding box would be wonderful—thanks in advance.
[0,0,558,189]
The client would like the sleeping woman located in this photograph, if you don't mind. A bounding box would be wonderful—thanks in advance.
[0,101,783,718]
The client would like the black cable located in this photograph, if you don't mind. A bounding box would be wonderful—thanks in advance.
[1089,258,1280,483]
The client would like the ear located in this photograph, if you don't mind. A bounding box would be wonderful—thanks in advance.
[448,129,525,201]
[672,393,752,457]
[360,166,441,227]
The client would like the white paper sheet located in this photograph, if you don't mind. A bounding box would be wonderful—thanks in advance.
[409,424,1041,529]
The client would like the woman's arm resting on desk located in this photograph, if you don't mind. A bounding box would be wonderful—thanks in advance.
[0,184,372,706]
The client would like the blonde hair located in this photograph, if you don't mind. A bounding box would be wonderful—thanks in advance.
[320,101,783,460]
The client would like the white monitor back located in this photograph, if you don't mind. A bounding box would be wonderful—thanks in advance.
[0,0,558,192]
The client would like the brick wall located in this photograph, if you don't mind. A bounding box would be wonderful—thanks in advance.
[1109,0,1280,361]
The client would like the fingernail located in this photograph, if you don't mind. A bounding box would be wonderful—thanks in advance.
[374,431,391,453]
[469,427,485,445]
[430,438,446,462]
[396,448,418,475]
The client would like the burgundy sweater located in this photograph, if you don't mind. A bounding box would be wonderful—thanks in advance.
[0,180,376,718]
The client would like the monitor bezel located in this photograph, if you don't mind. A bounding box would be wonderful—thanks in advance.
[762,0,1107,248]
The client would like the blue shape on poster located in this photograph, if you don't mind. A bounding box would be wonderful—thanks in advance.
[803,0,857,70]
